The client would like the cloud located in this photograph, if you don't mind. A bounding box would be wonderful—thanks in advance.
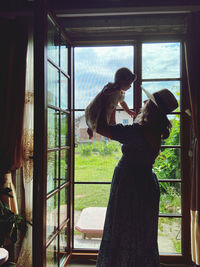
[74,43,180,109]
[142,43,180,79]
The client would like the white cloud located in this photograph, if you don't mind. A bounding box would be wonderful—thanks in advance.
[74,43,180,109]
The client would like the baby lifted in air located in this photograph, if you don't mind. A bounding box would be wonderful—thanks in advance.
[85,67,137,139]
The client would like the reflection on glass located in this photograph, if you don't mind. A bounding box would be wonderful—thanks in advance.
[74,184,111,249]
[154,148,181,180]
[142,81,180,112]
[142,42,180,79]
[60,150,69,183]
[60,74,68,110]
[46,236,58,267]
[60,36,68,73]
[159,182,181,215]
[47,151,59,194]
[47,63,59,107]
[46,193,58,241]
[47,18,59,65]
[61,113,69,146]
[60,187,68,225]
[158,217,181,254]
[48,108,59,149]
[59,224,69,263]
[75,46,134,109]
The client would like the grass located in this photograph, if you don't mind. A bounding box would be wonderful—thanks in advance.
[72,141,182,253]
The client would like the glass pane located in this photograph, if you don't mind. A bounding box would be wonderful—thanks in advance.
[163,114,180,145]
[60,35,68,73]
[142,81,180,112]
[74,184,111,249]
[75,46,134,109]
[142,42,180,79]
[75,140,121,183]
[47,151,59,194]
[61,112,69,146]
[48,108,59,149]
[158,217,181,254]
[59,223,69,264]
[60,150,69,184]
[159,182,181,215]
[46,236,58,267]
[47,18,59,65]
[60,186,68,225]
[47,63,59,107]
[60,74,68,110]
[154,148,181,180]
[46,193,58,241]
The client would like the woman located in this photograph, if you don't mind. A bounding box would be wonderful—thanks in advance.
[96,88,178,267]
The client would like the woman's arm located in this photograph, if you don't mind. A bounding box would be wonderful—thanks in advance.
[96,108,112,138]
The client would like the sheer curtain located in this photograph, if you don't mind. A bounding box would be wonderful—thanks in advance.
[185,12,200,266]
[17,25,34,267]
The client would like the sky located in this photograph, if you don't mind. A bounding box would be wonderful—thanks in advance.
[74,43,180,117]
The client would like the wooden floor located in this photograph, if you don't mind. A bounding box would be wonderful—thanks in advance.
[67,260,193,267]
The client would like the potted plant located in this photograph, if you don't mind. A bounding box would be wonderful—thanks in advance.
[0,187,31,247]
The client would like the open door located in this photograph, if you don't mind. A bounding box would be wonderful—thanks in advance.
[33,6,73,266]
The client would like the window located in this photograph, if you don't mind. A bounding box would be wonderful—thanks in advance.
[73,41,188,261]
[46,16,70,265]
[142,42,182,254]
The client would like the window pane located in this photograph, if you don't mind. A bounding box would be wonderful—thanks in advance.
[60,186,68,225]
[154,148,181,180]
[47,151,59,194]
[47,18,59,65]
[159,182,181,215]
[74,184,111,249]
[75,141,121,183]
[158,217,181,254]
[60,150,69,184]
[60,35,68,73]
[46,236,58,267]
[61,112,69,146]
[48,108,59,149]
[164,114,180,146]
[60,74,68,110]
[46,193,58,241]
[59,223,69,264]
[142,81,180,112]
[47,63,59,107]
[115,109,134,125]
[142,43,180,79]
[75,46,134,109]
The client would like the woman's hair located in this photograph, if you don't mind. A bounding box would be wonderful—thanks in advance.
[135,100,172,139]
[114,68,136,86]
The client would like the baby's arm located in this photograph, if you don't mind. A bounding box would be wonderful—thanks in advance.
[120,101,136,118]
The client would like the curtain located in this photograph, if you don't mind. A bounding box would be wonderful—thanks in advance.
[17,23,34,267]
[0,18,28,214]
[185,12,200,266]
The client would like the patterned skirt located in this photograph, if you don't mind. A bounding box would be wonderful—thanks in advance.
[96,163,160,267]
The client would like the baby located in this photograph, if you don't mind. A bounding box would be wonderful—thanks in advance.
[85,67,137,139]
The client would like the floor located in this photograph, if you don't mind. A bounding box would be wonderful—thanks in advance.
[67,259,194,267]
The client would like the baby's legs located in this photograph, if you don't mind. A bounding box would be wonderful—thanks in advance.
[109,109,116,125]
[87,128,93,139]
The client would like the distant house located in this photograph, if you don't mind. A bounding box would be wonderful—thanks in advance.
[75,108,134,142]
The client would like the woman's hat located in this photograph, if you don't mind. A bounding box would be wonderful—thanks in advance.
[142,86,178,114]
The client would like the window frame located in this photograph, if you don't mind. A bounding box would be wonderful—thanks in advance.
[71,37,191,265]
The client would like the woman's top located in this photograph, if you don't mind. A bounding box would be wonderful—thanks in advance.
[85,83,125,131]
[109,123,159,167]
